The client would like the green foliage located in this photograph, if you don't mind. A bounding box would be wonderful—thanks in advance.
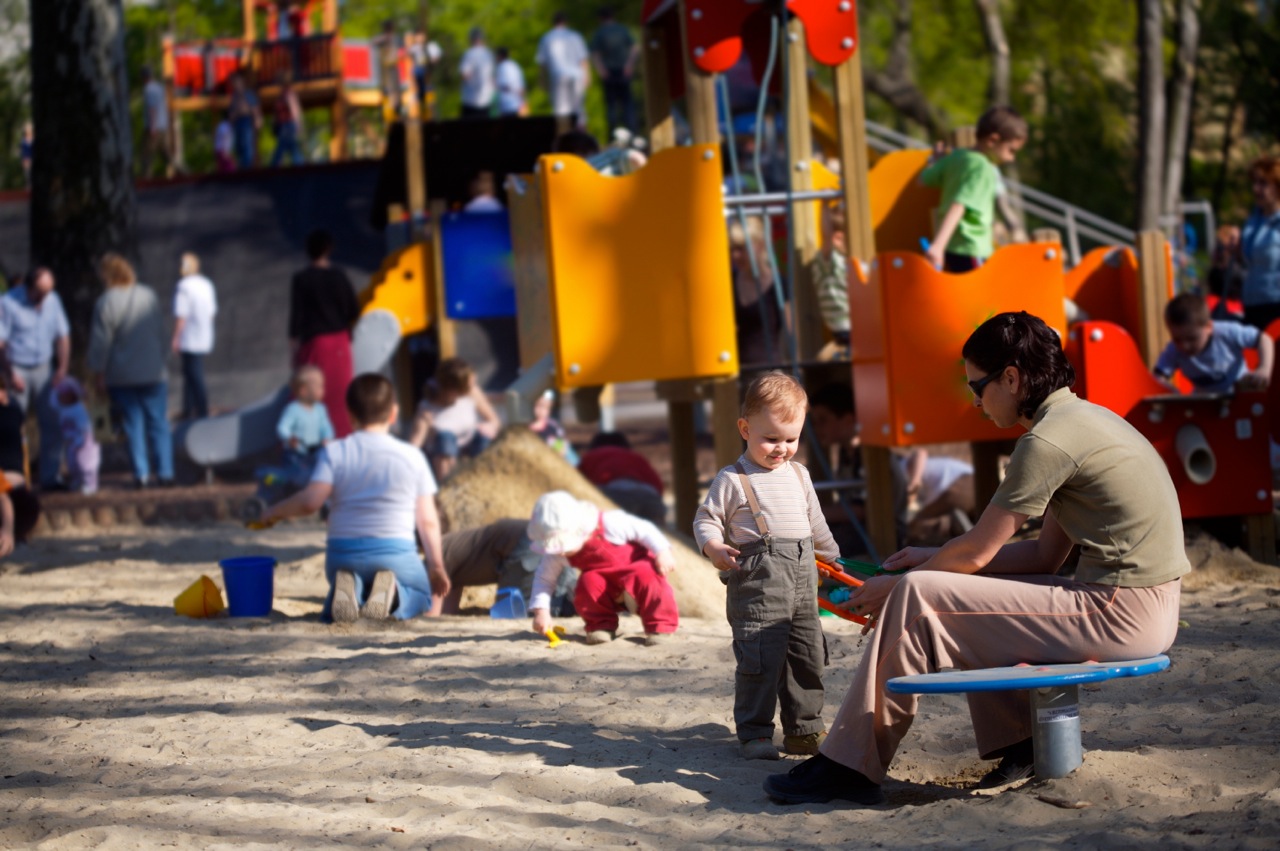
[0,0,29,191]
[11,0,1273,233]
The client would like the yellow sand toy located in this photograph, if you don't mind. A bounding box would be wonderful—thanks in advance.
[544,626,566,648]
[174,575,226,618]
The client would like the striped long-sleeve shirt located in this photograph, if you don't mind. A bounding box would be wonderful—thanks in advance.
[693,455,840,562]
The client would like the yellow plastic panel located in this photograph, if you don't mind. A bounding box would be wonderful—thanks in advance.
[540,145,737,388]
[855,244,1067,447]
[361,242,433,336]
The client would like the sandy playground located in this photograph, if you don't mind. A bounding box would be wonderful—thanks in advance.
[1,430,1279,849]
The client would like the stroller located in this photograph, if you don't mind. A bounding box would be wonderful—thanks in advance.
[242,447,320,522]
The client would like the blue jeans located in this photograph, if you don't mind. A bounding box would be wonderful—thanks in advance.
[12,361,62,487]
[109,383,174,482]
[269,121,304,167]
[324,538,432,622]
[233,117,256,168]
[180,352,208,419]
[427,430,491,460]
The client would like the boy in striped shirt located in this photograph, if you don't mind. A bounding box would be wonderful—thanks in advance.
[694,371,841,760]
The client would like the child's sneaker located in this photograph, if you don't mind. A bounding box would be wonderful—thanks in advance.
[360,570,396,620]
[331,570,359,624]
[742,738,781,760]
[584,630,616,645]
[643,631,674,646]
[783,731,827,755]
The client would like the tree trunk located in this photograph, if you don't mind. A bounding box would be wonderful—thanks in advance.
[974,0,1010,106]
[974,0,1025,240]
[1163,0,1200,222]
[1136,0,1166,231]
[864,0,942,138]
[28,0,137,354]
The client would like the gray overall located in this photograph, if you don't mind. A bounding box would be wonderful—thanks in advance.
[727,463,826,742]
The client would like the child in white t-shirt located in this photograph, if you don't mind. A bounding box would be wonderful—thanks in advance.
[262,373,449,622]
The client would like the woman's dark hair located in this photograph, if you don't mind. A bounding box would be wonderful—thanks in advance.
[961,311,1074,419]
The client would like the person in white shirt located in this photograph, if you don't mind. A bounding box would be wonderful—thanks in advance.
[536,11,590,126]
[171,252,218,419]
[494,46,526,117]
[458,26,495,118]
[261,373,450,623]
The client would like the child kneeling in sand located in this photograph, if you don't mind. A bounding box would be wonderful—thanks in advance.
[693,371,841,761]
[262,373,449,622]
[526,490,678,646]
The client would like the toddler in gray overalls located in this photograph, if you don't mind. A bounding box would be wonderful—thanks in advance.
[694,371,842,760]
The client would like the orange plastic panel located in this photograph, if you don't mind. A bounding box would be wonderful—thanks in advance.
[540,145,737,388]
[869,150,939,254]
[1064,246,1141,337]
[851,244,1067,447]
[361,242,433,336]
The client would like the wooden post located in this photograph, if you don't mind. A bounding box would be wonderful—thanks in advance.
[786,17,823,362]
[329,98,347,162]
[950,125,977,149]
[1246,514,1278,566]
[832,49,895,557]
[658,0,729,531]
[404,118,426,219]
[642,20,676,153]
[1136,229,1170,368]
[971,439,1015,513]
[429,199,457,359]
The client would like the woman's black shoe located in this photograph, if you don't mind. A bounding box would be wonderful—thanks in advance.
[977,738,1036,789]
[763,753,885,805]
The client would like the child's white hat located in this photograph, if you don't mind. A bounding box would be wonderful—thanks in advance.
[527,490,598,555]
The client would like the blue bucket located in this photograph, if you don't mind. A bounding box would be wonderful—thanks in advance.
[219,556,277,617]
[490,586,527,619]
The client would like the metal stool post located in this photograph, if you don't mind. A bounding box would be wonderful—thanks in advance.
[1030,684,1082,778]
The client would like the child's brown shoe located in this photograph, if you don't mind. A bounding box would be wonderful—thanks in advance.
[783,731,827,755]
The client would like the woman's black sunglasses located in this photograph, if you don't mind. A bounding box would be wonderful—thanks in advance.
[968,364,1010,397]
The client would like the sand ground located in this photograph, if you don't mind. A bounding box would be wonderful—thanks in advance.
[1,518,1278,850]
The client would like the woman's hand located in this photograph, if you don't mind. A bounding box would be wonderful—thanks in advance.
[703,541,740,572]
[881,545,938,573]
[846,574,904,633]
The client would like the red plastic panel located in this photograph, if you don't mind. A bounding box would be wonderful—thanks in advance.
[683,0,757,74]
[788,0,858,66]
[1064,321,1168,417]
[1126,394,1271,519]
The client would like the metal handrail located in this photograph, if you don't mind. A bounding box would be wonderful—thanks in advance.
[862,118,1207,265]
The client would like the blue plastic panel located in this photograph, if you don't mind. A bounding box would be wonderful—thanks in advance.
[886,655,1170,695]
[440,210,516,319]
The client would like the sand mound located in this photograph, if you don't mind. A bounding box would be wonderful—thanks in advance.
[1182,530,1280,591]
[437,427,726,619]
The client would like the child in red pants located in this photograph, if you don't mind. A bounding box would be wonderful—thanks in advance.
[527,490,679,646]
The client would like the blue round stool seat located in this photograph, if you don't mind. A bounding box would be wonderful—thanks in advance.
[887,655,1170,694]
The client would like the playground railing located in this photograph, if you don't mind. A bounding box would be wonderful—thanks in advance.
[862,119,1214,267]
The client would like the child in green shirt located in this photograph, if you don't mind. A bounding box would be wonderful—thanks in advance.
[920,106,1027,273]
